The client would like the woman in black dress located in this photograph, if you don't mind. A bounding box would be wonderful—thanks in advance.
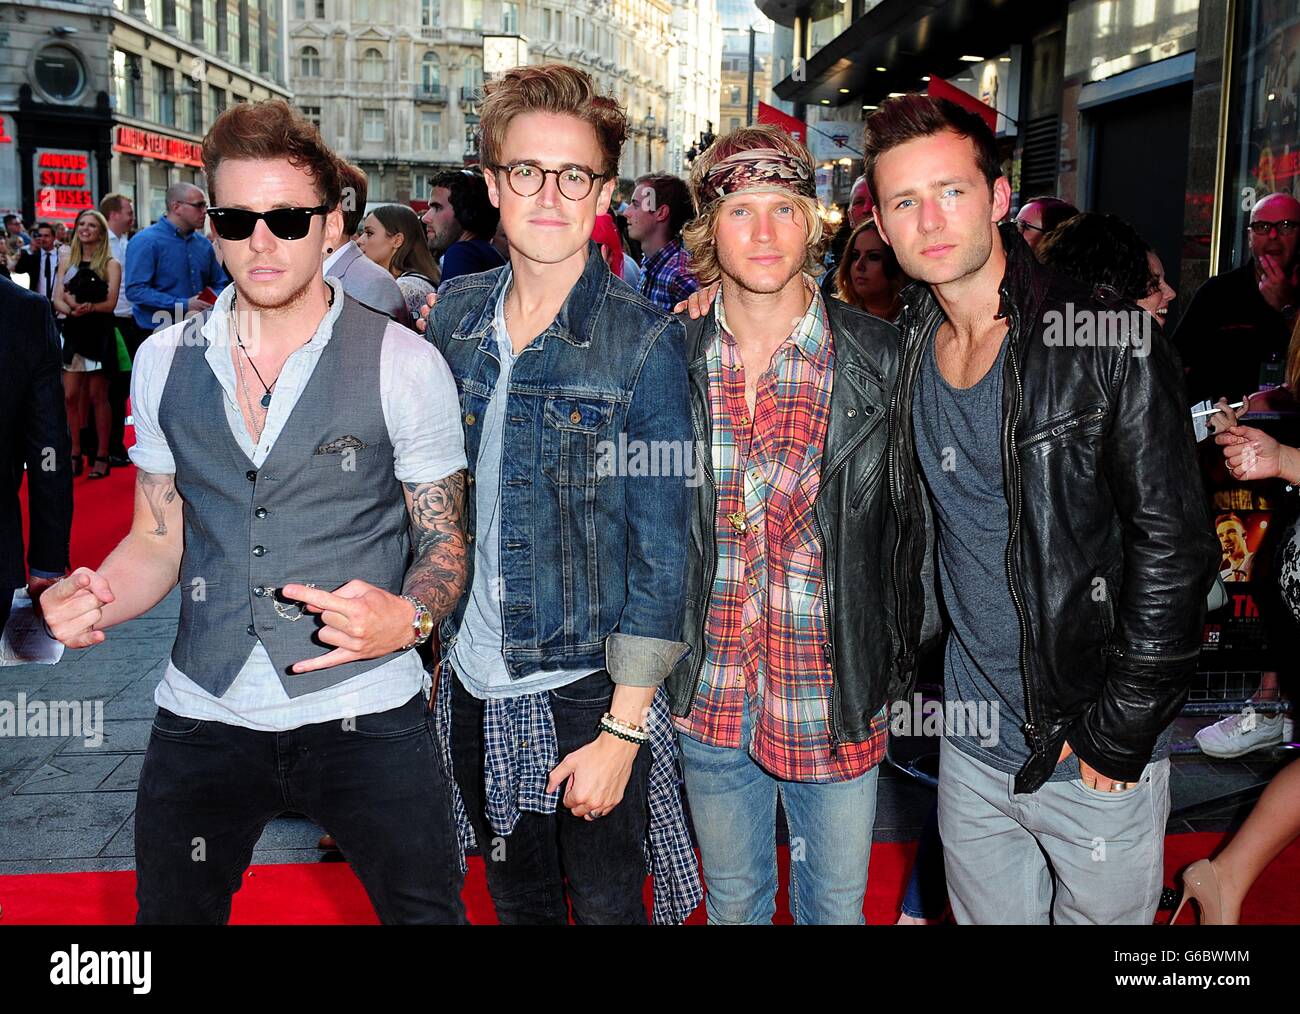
[52,209,122,478]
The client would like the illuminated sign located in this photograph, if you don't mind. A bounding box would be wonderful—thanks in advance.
[33,148,96,223]
[113,126,203,167]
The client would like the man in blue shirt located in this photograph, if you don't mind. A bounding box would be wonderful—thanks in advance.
[125,183,229,331]
[421,169,505,286]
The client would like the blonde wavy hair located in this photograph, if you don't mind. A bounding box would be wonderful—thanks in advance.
[682,125,826,287]
[1288,313,1300,393]
[67,209,113,279]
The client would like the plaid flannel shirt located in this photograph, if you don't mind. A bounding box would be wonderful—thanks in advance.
[638,237,699,312]
[434,660,703,924]
[675,280,888,782]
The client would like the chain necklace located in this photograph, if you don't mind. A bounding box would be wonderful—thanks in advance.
[230,294,276,409]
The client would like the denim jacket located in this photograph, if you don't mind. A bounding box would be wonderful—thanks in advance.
[427,244,692,687]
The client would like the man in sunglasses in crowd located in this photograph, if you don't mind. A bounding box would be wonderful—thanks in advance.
[420,63,701,924]
[1173,191,1300,404]
[41,99,469,924]
[124,182,229,332]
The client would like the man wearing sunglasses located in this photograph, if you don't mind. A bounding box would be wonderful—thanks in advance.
[420,63,700,924]
[41,99,469,924]
[1174,191,1300,404]
[124,182,229,332]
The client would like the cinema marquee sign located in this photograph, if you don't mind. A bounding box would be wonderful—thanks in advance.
[113,126,203,167]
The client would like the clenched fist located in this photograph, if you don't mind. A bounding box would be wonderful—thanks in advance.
[40,568,116,648]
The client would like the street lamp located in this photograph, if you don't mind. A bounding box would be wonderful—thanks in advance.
[642,108,656,172]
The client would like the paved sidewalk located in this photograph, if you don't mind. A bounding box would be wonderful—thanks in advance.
[0,591,1291,877]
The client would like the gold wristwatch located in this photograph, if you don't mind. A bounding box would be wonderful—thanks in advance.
[399,594,434,649]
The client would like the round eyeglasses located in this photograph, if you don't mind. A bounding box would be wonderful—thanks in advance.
[490,163,608,201]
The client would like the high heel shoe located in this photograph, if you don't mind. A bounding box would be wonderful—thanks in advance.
[1171,859,1225,925]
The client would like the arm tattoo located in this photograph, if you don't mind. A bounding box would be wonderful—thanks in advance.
[402,471,468,623]
[138,470,178,537]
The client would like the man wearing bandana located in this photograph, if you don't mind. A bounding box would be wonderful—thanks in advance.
[665,126,909,923]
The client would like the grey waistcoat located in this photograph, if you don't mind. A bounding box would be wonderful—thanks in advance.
[158,295,410,698]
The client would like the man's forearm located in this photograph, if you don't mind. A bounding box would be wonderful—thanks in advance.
[95,534,182,627]
[401,472,468,623]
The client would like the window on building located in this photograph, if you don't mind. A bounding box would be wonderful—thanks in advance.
[421,52,441,93]
[227,7,240,61]
[730,86,741,103]
[157,64,176,126]
[464,0,482,30]
[421,0,439,27]
[543,8,552,37]
[363,108,385,142]
[362,48,384,82]
[210,84,227,115]
[503,1,518,32]
[355,0,369,18]
[294,0,304,16]
[413,172,434,199]
[463,54,483,95]
[300,46,321,77]
[420,111,441,149]
[198,0,217,48]
[729,116,740,132]
[301,104,320,127]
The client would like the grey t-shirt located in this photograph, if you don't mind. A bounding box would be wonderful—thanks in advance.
[913,330,1079,781]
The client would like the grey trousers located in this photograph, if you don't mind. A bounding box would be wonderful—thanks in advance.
[937,736,1171,924]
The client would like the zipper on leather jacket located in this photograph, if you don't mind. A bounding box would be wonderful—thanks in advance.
[810,506,840,753]
[1001,295,1046,757]
[1019,409,1106,447]
[1109,644,1203,665]
[888,303,933,678]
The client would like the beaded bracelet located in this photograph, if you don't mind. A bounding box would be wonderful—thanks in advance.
[599,712,649,744]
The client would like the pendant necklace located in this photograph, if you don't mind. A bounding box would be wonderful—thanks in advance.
[231,295,275,408]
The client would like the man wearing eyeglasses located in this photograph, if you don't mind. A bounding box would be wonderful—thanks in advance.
[420,63,701,924]
[1174,192,1300,404]
[124,182,229,332]
[42,99,469,924]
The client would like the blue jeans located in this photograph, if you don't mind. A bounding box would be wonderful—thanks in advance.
[677,705,880,924]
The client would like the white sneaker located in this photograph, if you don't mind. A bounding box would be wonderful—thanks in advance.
[1195,710,1285,758]
[1284,715,1295,745]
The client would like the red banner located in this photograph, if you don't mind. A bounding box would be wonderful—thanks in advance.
[926,77,998,133]
[757,101,807,146]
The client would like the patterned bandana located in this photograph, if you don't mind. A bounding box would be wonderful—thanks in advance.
[697,146,817,208]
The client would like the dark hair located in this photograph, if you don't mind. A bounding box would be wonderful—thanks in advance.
[33,221,55,237]
[202,99,343,211]
[430,169,500,239]
[369,204,441,283]
[834,220,903,308]
[3,214,20,225]
[335,159,368,236]
[1020,196,1078,235]
[1037,212,1156,301]
[478,63,627,177]
[862,94,1002,206]
[633,173,695,237]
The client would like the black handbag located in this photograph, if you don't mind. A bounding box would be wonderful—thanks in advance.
[66,264,108,306]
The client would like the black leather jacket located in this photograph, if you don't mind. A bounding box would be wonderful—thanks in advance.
[889,225,1220,793]
[665,295,904,745]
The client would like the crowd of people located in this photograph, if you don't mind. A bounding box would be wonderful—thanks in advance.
[5,60,1300,927]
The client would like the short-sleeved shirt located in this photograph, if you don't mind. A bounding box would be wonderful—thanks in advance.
[129,277,467,731]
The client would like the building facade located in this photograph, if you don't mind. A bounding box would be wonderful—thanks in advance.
[0,0,290,230]
[287,0,696,203]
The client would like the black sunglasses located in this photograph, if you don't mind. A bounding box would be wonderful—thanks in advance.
[207,204,328,241]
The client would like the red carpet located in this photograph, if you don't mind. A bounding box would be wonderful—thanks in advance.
[17,421,136,573]
[1,834,1296,924]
